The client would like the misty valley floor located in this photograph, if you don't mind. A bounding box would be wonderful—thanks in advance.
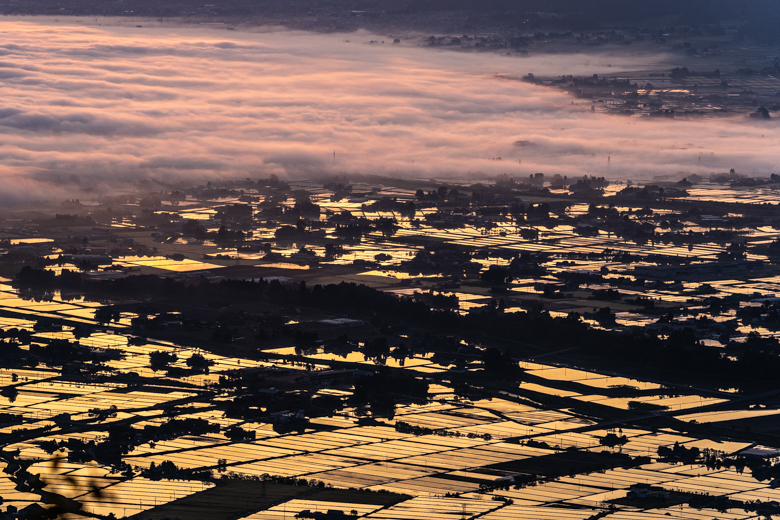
[1,5,780,518]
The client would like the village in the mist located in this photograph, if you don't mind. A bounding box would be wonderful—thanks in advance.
[0,2,779,519]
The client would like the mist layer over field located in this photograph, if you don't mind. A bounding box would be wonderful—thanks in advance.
[0,19,778,201]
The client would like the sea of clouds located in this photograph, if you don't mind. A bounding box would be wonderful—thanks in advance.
[0,19,777,202]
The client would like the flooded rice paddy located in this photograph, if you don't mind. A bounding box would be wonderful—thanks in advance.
[2,178,780,518]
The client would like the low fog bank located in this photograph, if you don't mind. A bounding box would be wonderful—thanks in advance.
[0,20,777,203]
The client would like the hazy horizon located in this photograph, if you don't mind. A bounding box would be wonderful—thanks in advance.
[0,18,777,202]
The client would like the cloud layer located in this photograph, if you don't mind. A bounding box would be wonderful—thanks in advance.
[0,19,777,201]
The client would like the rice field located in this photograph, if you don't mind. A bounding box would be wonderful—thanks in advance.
[2,181,780,519]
